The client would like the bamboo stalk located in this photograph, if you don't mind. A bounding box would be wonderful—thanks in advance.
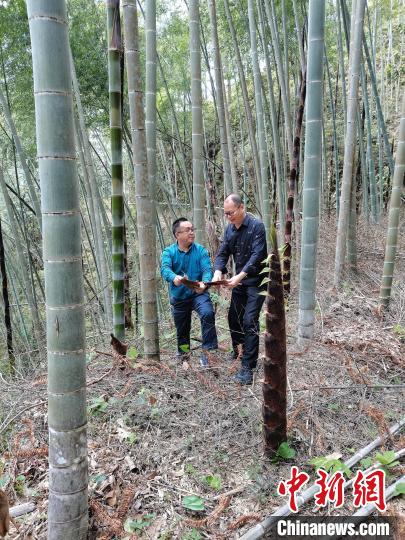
[27,0,88,536]
[334,0,366,287]
[379,94,405,309]
[123,0,160,359]
[189,0,206,245]
[297,0,326,342]
[106,0,125,340]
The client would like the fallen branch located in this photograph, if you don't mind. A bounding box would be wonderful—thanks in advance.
[239,417,405,540]
[10,502,36,518]
[291,384,405,391]
[211,485,248,501]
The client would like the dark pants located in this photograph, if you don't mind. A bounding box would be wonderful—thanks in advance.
[172,293,218,354]
[228,285,265,370]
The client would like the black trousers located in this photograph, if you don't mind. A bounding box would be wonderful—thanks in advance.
[228,285,265,370]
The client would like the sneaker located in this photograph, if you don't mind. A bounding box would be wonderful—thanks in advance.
[200,352,209,368]
[234,367,253,385]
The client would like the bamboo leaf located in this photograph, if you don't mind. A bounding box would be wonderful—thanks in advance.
[182,495,205,511]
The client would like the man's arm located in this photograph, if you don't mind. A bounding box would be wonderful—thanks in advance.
[213,228,231,281]
[161,248,183,286]
[225,225,266,288]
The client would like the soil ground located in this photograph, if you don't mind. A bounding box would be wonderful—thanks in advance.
[0,216,404,539]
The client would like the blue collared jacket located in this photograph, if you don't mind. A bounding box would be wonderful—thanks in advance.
[161,242,213,302]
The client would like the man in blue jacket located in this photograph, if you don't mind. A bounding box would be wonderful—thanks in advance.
[212,194,267,385]
[161,217,218,366]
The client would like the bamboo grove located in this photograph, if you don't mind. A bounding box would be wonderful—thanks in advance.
[0,0,403,534]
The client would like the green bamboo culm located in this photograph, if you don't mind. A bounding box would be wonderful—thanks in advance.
[379,94,405,309]
[247,0,271,239]
[189,0,206,244]
[106,0,125,340]
[26,0,88,537]
[297,0,326,343]
[123,0,160,359]
[145,0,157,209]
[334,0,366,287]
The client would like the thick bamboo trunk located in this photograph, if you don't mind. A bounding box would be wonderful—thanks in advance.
[379,94,405,309]
[334,0,366,287]
[106,0,125,339]
[123,0,160,359]
[189,0,206,245]
[26,0,88,537]
[297,0,326,342]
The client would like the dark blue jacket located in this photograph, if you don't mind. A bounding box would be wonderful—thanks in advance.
[161,242,213,301]
[214,213,267,286]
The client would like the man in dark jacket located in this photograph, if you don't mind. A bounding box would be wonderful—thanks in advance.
[161,217,218,366]
[212,194,267,384]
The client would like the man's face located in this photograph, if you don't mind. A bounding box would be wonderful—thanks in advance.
[176,221,195,245]
[224,200,244,226]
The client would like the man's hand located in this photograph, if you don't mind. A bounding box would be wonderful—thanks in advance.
[195,281,207,294]
[225,272,247,289]
[211,270,224,284]
[173,275,184,287]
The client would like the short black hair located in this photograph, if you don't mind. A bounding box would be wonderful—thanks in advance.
[172,217,188,236]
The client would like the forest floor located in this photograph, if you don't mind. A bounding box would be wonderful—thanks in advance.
[0,216,404,539]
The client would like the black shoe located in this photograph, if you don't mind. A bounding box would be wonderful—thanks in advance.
[233,367,253,385]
